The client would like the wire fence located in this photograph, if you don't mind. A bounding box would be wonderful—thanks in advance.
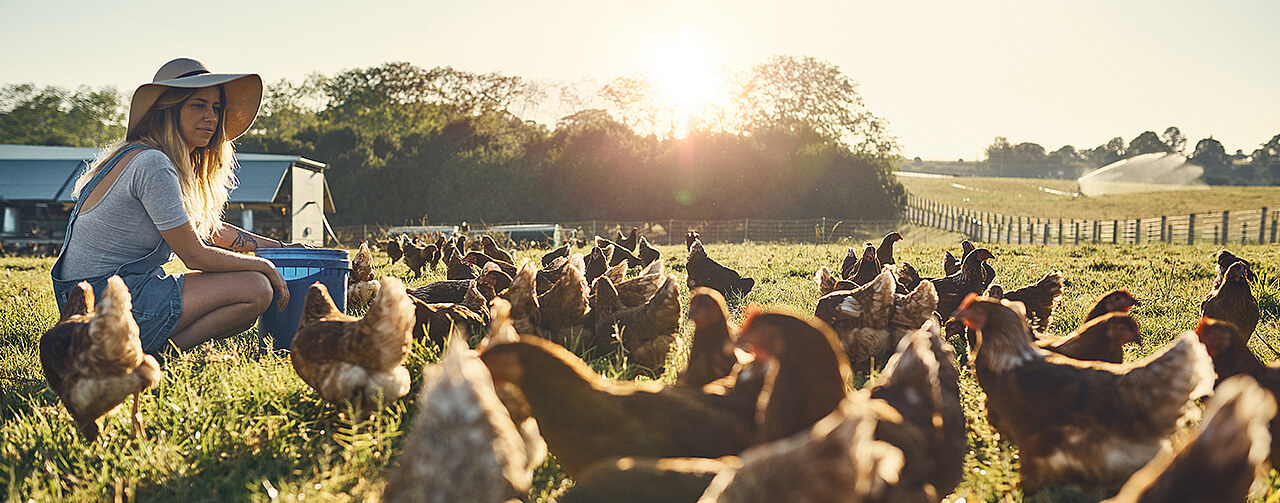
[332,217,904,248]
[905,194,1279,245]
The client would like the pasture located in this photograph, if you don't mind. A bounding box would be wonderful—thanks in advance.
[4,237,1280,502]
[896,174,1280,220]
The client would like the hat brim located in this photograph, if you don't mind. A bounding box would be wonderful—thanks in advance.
[128,73,263,141]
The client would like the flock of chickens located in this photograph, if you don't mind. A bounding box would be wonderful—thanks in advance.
[34,225,1279,502]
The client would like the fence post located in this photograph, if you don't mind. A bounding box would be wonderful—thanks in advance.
[1030,218,1036,243]
[1243,222,1249,245]
[1272,216,1278,243]
[1222,211,1230,244]
[1018,216,1023,244]
[1262,207,1268,243]
[744,218,749,243]
[1134,218,1141,244]
[1058,219,1063,245]
[1188,214,1196,245]
[1073,220,1079,245]
[1111,220,1117,244]
[1160,216,1167,242]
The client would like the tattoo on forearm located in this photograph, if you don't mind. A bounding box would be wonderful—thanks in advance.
[231,230,258,251]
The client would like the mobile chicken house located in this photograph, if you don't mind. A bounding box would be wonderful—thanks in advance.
[0,144,334,251]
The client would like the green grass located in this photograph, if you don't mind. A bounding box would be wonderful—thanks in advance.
[4,239,1280,501]
[897,174,1280,220]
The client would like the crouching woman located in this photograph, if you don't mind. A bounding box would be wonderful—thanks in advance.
[50,58,305,354]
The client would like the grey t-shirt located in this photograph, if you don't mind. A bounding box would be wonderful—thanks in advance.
[61,149,190,278]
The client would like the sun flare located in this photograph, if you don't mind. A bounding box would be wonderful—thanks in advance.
[643,33,725,137]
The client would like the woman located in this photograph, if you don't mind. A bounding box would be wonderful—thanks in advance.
[50,57,302,354]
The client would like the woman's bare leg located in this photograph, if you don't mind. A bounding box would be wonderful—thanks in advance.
[168,270,273,350]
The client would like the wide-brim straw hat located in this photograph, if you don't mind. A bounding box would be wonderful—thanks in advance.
[128,58,262,141]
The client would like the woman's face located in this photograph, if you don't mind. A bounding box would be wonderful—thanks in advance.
[178,86,222,152]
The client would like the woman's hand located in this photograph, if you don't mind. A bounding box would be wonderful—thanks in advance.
[263,263,290,311]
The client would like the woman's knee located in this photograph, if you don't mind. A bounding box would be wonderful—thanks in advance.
[240,271,274,312]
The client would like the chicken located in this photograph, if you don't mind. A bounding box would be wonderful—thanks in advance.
[476,263,513,298]
[942,250,960,276]
[842,243,881,286]
[39,277,162,440]
[615,259,666,307]
[954,295,1215,494]
[813,265,857,297]
[813,269,897,372]
[480,234,515,265]
[542,243,570,267]
[536,255,569,295]
[1038,312,1141,364]
[737,308,853,443]
[876,231,902,266]
[381,333,546,503]
[424,243,441,271]
[463,251,518,278]
[584,245,611,284]
[1083,289,1140,323]
[1103,375,1275,503]
[409,295,487,347]
[1192,317,1280,476]
[290,277,415,419]
[697,392,904,503]
[408,279,477,305]
[637,236,661,267]
[1213,249,1257,289]
[598,275,682,378]
[499,260,542,337]
[891,261,923,292]
[686,230,701,251]
[596,236,643,268]
[382,235,404,264]
[479,335,756,477]
[1002,271,1064,335]
[443,244,478,280]
[676,288,739,389]
[869,318,966,501]
[931,247,994,320]
[686,238,755,299]
[887,279,939,354]
[402,240,430,278]
[1202,260,1260,339]
[537,254,591,349]
[347,242,380,308]
[617,226,639,252]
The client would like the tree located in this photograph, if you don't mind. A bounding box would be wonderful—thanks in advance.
[0,84,125,147]
[1083,137,1125,168]
[1250,134,1280,184]
[1191,137,1230,184]
[1161,126,1186,154]
[734,56,897,157]
[1126,131,1172,157]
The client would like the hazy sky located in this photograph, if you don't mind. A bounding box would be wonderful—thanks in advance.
[2,0,1276,160]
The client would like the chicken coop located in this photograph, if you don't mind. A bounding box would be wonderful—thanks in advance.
[0,144,335,253]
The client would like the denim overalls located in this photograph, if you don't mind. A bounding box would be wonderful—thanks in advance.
[50,144,185,354]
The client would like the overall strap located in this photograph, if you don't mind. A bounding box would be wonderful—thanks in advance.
[59,143,154,251]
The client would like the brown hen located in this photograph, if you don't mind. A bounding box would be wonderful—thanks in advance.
[1202,260,1260,339]
[955,295,1215,495]
[39,277,162,440]
[479,335,756,477]
[1002,271,1064,335]
[676,287,739,389]
[686,238,754,299]
[599,274,682,378]
[290,277,415,419]
[1103,375,1275,503]
[813,269,897,371]
[1038,313,1140,364]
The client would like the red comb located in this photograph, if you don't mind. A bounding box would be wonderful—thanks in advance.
[958,292,980,311]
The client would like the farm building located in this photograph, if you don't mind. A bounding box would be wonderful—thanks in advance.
[0,144,335,253]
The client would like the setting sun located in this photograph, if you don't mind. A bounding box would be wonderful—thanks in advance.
[643,32,726,137]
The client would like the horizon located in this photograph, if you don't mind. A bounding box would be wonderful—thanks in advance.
[2,0,1276,160]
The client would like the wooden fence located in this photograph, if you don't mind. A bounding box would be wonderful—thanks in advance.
[333,218,903,247]
[905,194,1279,245]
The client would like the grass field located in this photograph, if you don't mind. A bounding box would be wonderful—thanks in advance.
[896,174,1280,221]
[4,236,1280,502]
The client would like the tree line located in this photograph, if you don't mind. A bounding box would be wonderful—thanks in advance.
[0,56,906,226]
[973,127,1280,185]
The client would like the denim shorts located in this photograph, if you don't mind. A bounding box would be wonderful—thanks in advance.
[99,267,185,354]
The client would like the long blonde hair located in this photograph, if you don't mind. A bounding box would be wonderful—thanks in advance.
[75,86,239,240]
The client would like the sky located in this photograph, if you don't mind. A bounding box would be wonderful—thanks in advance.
[1,0,1277,160]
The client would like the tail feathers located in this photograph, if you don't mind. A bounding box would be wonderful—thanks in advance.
[357,277,415,356]
[88,276,140,351]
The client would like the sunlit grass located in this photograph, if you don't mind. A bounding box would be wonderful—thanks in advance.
[4,240,1280,501]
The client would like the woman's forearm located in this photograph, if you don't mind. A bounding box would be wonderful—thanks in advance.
[212,221,283,252]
